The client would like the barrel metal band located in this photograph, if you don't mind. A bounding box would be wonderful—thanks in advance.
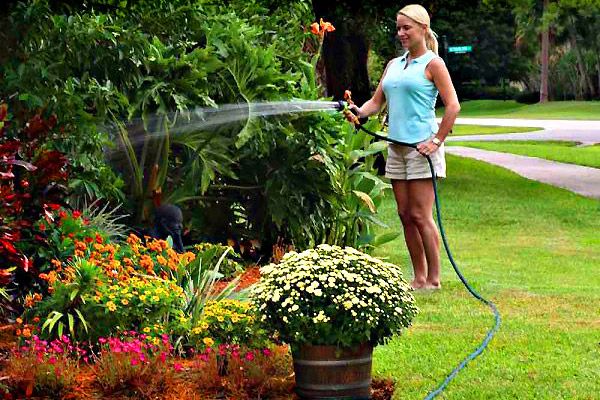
[295,378,373,391]
[293,356,372,367]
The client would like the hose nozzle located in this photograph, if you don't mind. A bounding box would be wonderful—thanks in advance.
[336,100,348,112]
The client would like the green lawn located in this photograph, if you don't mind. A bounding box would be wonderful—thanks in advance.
[437,99,600,120]
[372,155,600,399]
[448,141,600,169]
[452,124,542,136]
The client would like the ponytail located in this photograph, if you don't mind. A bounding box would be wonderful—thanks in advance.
[425,28,439,55]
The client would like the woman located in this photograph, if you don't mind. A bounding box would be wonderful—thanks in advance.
[346,4,460,290]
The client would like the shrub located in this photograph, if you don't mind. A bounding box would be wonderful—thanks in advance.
[251,244,418,347]
[6,335,82,398]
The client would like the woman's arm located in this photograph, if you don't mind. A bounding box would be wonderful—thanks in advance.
[350,60,393,118]
[428,58,460,142]
[417,58,460,155]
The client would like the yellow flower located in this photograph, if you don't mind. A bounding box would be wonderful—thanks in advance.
[192,327,202,335]
[121,299,129,305]
[140,295,147,302]
[152,295,160,302]
[201,322,209,330]
[216,316,224,322]
[203,337,215,347]
[143,327,151,333]
[107,301,117,312]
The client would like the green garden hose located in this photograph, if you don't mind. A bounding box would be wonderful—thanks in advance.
[338,102,501,399]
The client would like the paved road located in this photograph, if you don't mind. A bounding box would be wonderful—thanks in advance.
[439,117,600,145]
[446,146,600,199]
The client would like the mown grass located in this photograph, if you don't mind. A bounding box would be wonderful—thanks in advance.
[372,155,600,399]
[451,125,542,136]
[448,141,600,169]
[437,99,600,120]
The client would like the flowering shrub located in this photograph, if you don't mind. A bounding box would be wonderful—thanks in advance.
[6,335,83,397]
[93,331,177,396]
[251,244,418,347]
[95,276,185,330]
[188,299,268,351]
[191,344,294,398]
[35,206,107,269]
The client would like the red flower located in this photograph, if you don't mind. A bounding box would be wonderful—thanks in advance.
[38,223,46,231]
[72,210,82,219]
[84,236,93,244]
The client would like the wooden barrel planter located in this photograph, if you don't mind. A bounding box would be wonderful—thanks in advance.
[292,342,373,399]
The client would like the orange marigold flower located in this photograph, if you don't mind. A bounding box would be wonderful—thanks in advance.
[32,316,40,323]
[51,259,62,268]
[74,250,84,258]
[157,255,167,266]
[167,249,178,260]
[127,233,142,244]
[75,241,87,251]
[22,328,31,338]
[15,329,21,336]
[16,317,23,325]
[39,273,49,281]
[140,255,154,270]
[33,293,42,302]
[24,296,34,308]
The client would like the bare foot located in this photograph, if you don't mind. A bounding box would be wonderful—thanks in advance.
[423,282,441,290]
[411,279,426,290]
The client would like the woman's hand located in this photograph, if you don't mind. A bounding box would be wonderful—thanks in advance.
[416,140,439,156]
[343,104,361,124]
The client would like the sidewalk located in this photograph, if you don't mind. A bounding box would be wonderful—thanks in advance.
[438,117,600,145]
[446,146,600,199]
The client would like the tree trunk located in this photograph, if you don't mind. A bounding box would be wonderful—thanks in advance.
[311,1,372,104]
[322,32,371,104]
[539,0,549,103]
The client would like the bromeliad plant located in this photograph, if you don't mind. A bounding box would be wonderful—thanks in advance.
[251,244,418,348]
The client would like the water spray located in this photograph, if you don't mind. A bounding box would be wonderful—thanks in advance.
[337,91,501,400]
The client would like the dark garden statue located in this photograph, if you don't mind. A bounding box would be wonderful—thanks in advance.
[149,204,185,253]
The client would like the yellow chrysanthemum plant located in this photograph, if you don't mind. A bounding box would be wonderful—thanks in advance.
[251,244,418,348]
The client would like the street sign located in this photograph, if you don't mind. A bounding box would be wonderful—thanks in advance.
[448,45,473,54]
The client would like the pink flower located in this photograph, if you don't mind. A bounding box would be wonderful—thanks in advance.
[262,348,272,357]
[244,351,255,362]
[98,337,107,344]
[48,356,57,364]
[173,363,183,372]
[131,357,140,366]
[160,352,167,363]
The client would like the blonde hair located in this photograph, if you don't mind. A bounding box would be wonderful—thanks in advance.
[398,4,438,55]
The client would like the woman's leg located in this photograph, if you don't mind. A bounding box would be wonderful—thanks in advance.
[391,179,428,288]
[407,179,441,288]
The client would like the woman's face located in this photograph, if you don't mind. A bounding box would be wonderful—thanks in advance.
[396,14,426,50]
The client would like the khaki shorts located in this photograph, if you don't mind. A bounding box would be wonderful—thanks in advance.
[385,137,446,180]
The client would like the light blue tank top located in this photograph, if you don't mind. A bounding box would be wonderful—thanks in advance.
[382,50,440,143]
